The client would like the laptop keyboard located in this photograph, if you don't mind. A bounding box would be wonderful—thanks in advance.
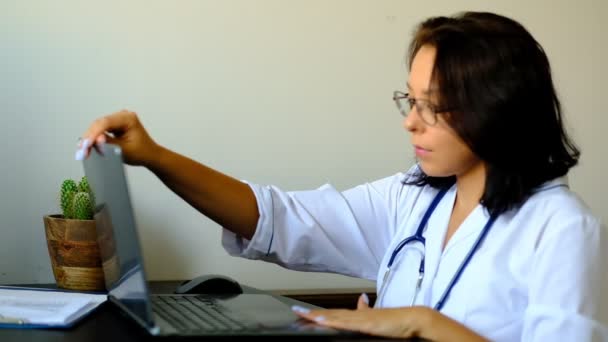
[151,295,248,332]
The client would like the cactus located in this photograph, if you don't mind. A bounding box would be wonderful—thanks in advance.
[72,192,94,220]
[59,176,95,220]
[78,176,90,193]
[77,175,95,206]
[60,179,78,219]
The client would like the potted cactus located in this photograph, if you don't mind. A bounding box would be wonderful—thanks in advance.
[59,177,95,221]
[43,176,106,291]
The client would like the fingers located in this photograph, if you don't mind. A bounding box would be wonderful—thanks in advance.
[75,138,93,161]
[291,306,368,333]
[87,110,135,139]
[291,305,327,324]
[95,134,107,146]
[357,293,370,310]
[76,110,137,160]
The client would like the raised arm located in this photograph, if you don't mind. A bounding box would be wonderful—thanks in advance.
[77,110,259,239]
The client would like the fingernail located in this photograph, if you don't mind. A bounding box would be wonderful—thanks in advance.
[81,138,91,149]
[314,316,325,322]
[75,149,85,161]
[361,293,369,305]
[291,305,310,314]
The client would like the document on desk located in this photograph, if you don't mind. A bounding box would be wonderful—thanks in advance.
[0,286,107,328]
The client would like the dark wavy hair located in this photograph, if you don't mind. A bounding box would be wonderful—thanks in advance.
[404,11,580,217]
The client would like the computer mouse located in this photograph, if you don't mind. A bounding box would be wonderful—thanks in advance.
[174,274,243,295]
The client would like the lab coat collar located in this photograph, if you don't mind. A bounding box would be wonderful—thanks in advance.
[431,175,569,260]
[415,175,569,307]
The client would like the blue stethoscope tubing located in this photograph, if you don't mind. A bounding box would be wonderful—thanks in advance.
[379,183,567,311]
[380,187,498,311]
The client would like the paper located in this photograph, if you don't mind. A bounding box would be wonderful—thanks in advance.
[0,286,107,327]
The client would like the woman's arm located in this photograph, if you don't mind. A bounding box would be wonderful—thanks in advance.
[79,110,259,239]
[149,145,259,239]
[421,307,488,341]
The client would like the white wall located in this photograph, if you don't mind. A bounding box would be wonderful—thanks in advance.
[0,0,605,290]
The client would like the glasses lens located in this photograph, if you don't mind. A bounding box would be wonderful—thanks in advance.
[418,104,437,125]
[394,91,441,125]
[394,92,409,116]
[398,98,408,114]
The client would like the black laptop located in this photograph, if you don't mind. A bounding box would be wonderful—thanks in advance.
[82,143,362,337]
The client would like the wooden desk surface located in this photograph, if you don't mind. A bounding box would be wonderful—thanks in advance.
[269,287,377,309]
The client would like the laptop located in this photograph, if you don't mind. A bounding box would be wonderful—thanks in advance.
[82,143,362,337]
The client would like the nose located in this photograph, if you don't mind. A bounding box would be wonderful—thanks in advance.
[403,107,424,133]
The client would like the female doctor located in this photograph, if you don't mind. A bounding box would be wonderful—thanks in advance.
[76,11,606,342]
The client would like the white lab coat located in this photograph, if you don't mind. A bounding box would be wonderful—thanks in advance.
[222,165,608,341]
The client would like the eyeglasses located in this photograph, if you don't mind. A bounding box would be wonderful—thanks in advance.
[393,91,445,126]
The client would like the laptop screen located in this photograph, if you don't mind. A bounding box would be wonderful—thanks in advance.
[82,143,156,329]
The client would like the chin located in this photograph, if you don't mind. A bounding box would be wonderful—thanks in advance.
[417,160,453,178]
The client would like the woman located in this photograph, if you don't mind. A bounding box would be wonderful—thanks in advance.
[76,11,606,341]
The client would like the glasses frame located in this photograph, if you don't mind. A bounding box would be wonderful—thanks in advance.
[393,91,446,126]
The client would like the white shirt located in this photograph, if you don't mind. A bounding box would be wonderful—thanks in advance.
[222,165,608,341]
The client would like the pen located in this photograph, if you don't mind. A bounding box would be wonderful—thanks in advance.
[0,314,27,324]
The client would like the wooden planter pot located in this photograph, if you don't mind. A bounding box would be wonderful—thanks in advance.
[43,214,106,291]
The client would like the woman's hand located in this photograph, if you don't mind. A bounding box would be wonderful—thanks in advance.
[292,294,488,341]
[76,110,159,166]
[292,294,431,338]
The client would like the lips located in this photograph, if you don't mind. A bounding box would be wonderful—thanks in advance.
[414,145,431,157]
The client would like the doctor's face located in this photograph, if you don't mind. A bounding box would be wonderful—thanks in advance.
[403,45,481,178]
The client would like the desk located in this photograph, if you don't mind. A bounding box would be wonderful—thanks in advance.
[0,282,398,342]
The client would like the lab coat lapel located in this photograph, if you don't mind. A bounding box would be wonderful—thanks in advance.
[441,204,489,257]
[419,185,456,306]
[428,202,490,318]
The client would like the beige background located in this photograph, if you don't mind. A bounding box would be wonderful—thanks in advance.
[0,0,605,290]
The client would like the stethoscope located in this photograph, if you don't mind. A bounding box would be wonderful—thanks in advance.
[375,183,568,311]
[375,187,498,311]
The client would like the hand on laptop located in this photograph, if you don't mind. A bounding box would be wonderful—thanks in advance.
[291,293,432,339]
[291,293,486,340]
[75,110,161,167]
